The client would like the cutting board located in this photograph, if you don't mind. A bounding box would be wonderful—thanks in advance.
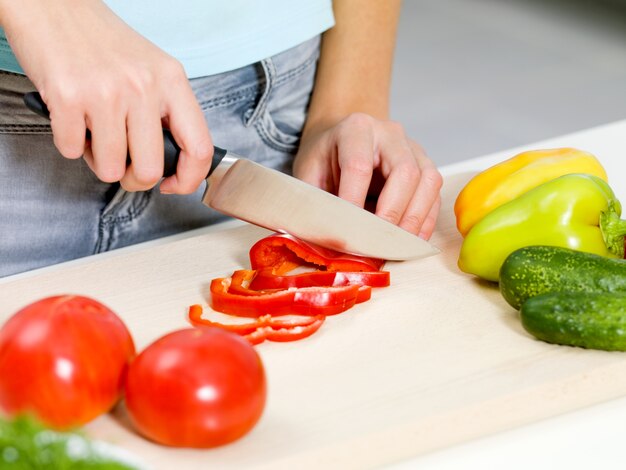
[2,122,626,469]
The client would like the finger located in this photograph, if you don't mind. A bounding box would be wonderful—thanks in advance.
[373,139,420,225]
[293,140,337,193]
[159,81,213,195]
[336,117,375,207]
[397,143,443,235]
[49,100,87,160]
[87,110,128,183]
[121,100,164,191]
[417,195,441,240]
[294,156,331,190]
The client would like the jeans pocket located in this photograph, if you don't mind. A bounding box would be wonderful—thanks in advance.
[251,58,317,154]
[253,107,301,153]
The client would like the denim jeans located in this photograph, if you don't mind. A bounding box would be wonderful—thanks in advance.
[0,36,320,278]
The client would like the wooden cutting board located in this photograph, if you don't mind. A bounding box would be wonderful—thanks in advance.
[2,123,626,469]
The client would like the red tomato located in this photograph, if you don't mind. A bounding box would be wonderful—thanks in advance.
[0,295,135,429]
[125,328,266,448]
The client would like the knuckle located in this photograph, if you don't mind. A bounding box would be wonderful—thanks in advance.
[341,112,374,131]
[188,137,214,162]
[396,160,421,182]
[342,158,373,178]
[45,85,83,113]
[162,58,187,82]
[175,180,200,195]
[132,166,163,186]
[385,120,406,136]
[422,168,444,191]
[400,213,425,232]
[97,167,125,183]
[379,208,404,224]
[91,80,117,104]
[128,68,157,96]
[412,141,427,156]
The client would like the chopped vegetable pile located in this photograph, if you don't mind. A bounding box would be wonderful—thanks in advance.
[189,233,391,344]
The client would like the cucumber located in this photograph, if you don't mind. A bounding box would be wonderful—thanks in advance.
[499,245,626,310]
[521,291,626,351]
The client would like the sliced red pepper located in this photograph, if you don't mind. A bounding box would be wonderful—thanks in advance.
[209,277,360,317]
[356,286,372,303]
[190,233,392,346]
[188,304,259,335]
[257,316,325,343]
[189,305,325,345]
[227,270,275,296]
[249,233,385,274]
[249,269,390,290]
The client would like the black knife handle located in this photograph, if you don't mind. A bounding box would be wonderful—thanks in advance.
[23,91,226,178]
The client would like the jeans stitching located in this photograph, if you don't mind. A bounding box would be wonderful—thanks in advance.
[197,42,318,110]
[254,118,298,153]
[274,52,318,88]
[252,53,315,151]
[0,124,52,134]
[96,190,152,253]
[198,85,258,110]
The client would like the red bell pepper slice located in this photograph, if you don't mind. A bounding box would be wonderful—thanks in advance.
[189,305,325,345]
[248,317,325,344]
[188,304,260,335]
[356,286,372,303]
[249,269,390,290]
[249,233,385,274]
[191,233,392,345]
[209,277,360,317]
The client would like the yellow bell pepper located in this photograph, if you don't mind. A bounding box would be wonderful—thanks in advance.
[454,148,608,236]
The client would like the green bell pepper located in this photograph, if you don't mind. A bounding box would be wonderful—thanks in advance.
[458,173,626,281]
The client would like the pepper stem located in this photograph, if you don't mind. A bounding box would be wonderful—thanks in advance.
[600,201,626,258]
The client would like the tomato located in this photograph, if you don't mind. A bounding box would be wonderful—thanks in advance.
[124,328,266,448]
[0,295,135,429]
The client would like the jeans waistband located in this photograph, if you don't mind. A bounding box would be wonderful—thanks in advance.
[0,35,321,129]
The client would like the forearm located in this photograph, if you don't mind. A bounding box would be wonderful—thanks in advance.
[304,0,402,135]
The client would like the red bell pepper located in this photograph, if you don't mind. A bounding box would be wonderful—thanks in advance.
[209,277,361,317]
[249,233,385,274]
[190,232,391,346]
[189,304,325,345]
[249,268,390,290]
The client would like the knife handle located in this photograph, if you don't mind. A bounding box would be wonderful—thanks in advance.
[23,91,226,178]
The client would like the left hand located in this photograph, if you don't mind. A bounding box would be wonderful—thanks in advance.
[293,113,442,239]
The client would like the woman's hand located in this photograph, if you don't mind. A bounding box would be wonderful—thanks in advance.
[0,0,213,194]
[293,114,442,239]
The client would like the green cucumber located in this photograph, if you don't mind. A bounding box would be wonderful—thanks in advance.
[521,291,626,351]
[499,245,626,310]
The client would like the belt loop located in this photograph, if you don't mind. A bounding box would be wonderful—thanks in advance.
[243,58,276,127]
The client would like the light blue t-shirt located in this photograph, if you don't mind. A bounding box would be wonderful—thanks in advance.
[0,0,334,78]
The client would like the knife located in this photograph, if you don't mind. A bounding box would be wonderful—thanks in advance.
[24,91,439,261]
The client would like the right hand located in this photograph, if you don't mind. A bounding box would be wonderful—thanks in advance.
[0,0,213,193]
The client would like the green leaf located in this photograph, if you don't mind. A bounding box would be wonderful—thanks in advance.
[0,415,146,470]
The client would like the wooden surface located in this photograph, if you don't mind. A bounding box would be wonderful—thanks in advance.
[2,121,626,469]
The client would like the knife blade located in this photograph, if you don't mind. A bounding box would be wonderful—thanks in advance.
[24,91,439,260]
